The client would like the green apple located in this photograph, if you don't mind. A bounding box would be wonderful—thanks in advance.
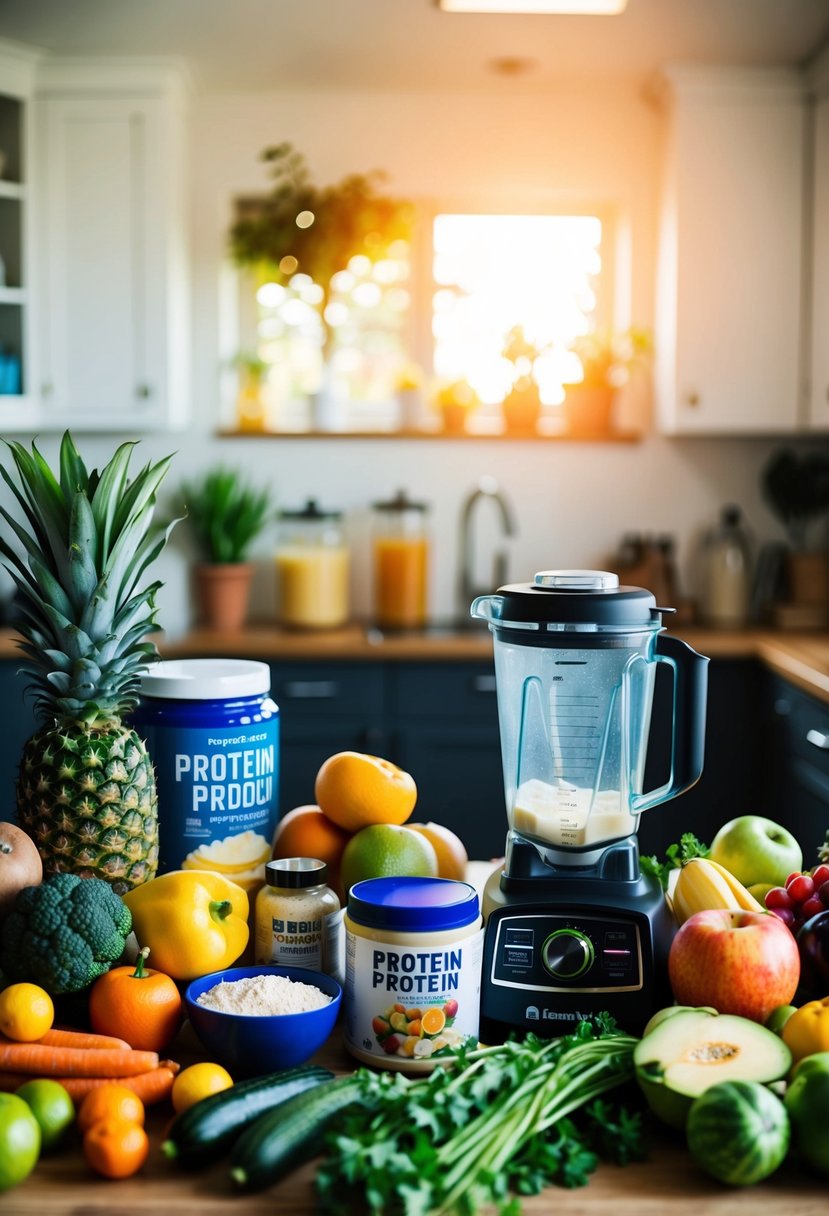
[709,816,802,888]
[0,1093,40,1192]
[765,1004,798,1036]
[748,882,776,903]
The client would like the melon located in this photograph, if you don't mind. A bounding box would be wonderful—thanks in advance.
[634,1009,791,1129]
[686,1080,790,1185]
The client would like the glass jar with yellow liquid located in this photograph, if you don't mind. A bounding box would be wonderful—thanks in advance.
[371,490,430,629]
[275,500,350,628]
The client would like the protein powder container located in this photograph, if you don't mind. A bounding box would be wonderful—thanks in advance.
[344,876,483,1073]
[132,659,279,876]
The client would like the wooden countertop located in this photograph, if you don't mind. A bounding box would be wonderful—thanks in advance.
[5,1022,826,1214]
[4,623,829,701]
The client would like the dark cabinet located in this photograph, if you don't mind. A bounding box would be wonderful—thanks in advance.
[391,664,505,858]
[764,673,829,862]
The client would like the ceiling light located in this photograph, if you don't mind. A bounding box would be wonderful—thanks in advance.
[437,1,627,13]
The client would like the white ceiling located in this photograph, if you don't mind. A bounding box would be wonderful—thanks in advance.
[1,0,828,92]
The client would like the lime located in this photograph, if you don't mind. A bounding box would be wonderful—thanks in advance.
[0,1092,40,1191]
[15,1079,74,1151]
[340,824,439,894]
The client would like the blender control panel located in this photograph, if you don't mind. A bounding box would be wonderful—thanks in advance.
[489,913,643,994]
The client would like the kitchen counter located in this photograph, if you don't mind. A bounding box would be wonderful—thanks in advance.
[3,624,829,696]
[4,1024,826,1215]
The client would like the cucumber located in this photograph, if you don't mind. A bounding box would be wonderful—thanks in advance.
[230,1074,364,1192]
[161,1064,334,1166]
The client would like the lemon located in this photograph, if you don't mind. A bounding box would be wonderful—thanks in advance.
[182,830,271,874]
[171,1063,234,1114]
[340,824,438,894]
[0,983,54,1042]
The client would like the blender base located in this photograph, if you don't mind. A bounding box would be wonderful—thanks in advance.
[479,834,675,1042]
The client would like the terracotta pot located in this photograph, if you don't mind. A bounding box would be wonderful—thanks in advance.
[195,563,255,631]
[562,384,616,437]
[502,388,541,436]
[440,402,468,435]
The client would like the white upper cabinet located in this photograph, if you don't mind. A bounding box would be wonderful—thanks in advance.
[29,61,190,432]
[808,51,829,432]
[654,68,806,435]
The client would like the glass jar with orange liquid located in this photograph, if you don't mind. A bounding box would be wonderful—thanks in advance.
[371,490,430,629]
[275,500,350,628]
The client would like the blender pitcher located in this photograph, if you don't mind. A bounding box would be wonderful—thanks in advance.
[472,570,708,854]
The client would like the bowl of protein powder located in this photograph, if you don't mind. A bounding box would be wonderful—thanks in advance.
[185,964,342,1075]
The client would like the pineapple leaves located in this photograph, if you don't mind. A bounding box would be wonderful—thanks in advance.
[90,440,137,563]
[58,431,90,501]
[67,492,99,615]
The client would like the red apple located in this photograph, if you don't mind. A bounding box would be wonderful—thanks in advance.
[668,909,800,1024]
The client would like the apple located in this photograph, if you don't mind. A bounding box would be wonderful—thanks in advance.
[709,815,802,889]
[0,822,42,917]
[668,909,800,1024]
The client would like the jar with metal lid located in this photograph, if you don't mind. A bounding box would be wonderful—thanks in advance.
[275,499,350,628]
[371,489,430,628]
[130,659,279,879]
[344,876,483,1072]
[255,857,342,975]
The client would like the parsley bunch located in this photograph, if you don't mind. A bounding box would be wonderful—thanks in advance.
[316,1016,644,1216]
[640,832,710,890]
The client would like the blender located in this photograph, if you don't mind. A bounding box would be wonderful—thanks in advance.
[472,570,708,1039]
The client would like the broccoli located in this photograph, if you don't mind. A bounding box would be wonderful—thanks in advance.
[0,872,132,994]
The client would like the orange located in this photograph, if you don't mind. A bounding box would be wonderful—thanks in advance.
[76,1085,145,1136]
[408,823,468,881]
[0,983,53,1042]
[271,805,351,887]
[421,1007,446,1035]
[340,823,438,894]
[89,947,182,1052]
[315,752,417,833]
[83,1117,149,1179]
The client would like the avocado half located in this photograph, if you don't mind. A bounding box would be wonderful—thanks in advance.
[634,1009,792,1130]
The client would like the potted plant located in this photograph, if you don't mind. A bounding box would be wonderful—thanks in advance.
[434,379,480,435]
[499,325,543,436]
[562,325,652,437]
[762,448,829,611]
[232,351,270,433]
[182,468,273,631]
[229,143,413,419]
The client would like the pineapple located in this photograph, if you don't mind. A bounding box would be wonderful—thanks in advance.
[0,432,174,894]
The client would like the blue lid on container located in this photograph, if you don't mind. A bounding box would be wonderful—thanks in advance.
[347,876,480,932]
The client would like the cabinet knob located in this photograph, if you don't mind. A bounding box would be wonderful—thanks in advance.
[806,728,829,751]
[135,383,153,400]
[684,391,700,408]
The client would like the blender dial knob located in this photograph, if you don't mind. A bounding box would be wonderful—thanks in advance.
[542,929,594,979]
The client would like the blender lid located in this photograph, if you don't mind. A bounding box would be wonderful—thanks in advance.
[490,569,667,626]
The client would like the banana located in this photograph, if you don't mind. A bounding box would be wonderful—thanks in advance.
[703,857,764,913]
[671,856,762,926]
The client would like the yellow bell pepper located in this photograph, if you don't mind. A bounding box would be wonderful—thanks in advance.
[783,996,829,1064]
[123,870,249,981]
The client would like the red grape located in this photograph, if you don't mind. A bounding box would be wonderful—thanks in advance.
[770,906,796,927]
[786,871,803,888]
[765,886,794,910]
[801,895,825,920]
[812,864,829,889]
[788,874,816,903]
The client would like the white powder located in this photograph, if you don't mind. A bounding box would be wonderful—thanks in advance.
[197,973,332,1016]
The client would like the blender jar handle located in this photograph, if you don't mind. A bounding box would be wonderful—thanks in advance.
[632,635,709,812]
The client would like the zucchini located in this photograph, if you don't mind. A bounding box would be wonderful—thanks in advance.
[161,1064,334,1166]
[230,1074,364,1192]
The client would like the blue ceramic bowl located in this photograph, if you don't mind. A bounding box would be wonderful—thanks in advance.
[184,964,342,1076]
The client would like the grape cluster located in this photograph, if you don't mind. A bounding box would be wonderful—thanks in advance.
[765,863,829,934]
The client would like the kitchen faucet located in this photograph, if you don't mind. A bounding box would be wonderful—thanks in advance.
[458,476,517,615]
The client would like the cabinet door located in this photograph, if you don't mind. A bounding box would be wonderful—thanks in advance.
[809,92,829,431]
[656,71,805,434]
[392,664,506,860]
[270,663,387,817]
[0,662,39,822]
[766,675,829,861]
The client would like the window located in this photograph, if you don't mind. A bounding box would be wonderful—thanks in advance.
[228,201,615,434]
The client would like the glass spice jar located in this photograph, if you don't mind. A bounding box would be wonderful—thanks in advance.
[255,857,342,977]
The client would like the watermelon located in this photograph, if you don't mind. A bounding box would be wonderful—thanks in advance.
[686,1080,790,1186]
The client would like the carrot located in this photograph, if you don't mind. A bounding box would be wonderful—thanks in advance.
[0,1041,159,1077]
[0,1072,30,1091]
[39,1028,132,1052]
[57,1066,179,1107]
